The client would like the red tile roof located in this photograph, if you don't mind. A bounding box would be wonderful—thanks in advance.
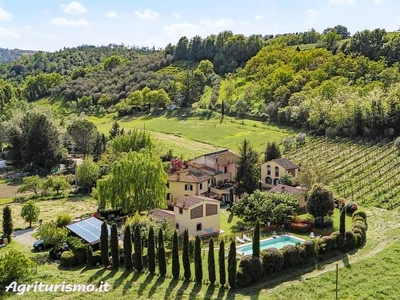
[149,209,175,221]
[174,195,220,209]
[269,184,306,195]
[205,149,240,165]
[273,158,299,170]
[168,169,210,183]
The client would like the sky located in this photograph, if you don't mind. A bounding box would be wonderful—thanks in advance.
[0,0,399,52]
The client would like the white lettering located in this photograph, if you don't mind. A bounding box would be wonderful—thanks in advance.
[5,281,110,294]
[86,284,95,292]
[4,281,17,292]
[16,284,26,295]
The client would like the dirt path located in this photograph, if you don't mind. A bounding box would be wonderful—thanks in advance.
[242,207,400,295]
[0,183,18,199]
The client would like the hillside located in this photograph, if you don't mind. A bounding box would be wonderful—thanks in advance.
[0,47,35,63]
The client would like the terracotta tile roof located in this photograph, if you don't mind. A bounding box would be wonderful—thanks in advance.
[205,149,240,165]
[273,158,299,170]
[269,184,306,195]
[186,162,223,176]
[168,169,210,183]
[174,195,220,209]
[149,209,175,221]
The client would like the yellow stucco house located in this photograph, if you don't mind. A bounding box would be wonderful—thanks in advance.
[269,184,308,208]
[261,158,299,188]
[173,196,220,236]
[167,149,240,205]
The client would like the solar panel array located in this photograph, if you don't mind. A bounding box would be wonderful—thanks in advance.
[66,217,110,245]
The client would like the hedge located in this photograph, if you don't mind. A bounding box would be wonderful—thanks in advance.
[299,240,315,262]
[238,256,263,283]
[260,248,284,274]
[352,210,367,221]
[236,267,251,287]
[345,231,357,251]
[281,245,300,269]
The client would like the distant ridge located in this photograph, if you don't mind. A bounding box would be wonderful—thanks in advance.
[0,47,36,63]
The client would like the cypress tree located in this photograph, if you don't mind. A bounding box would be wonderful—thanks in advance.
[228,240,237,288]
[2,205,13,242]
[158,228,166,276]
[100,221,109,267]
[252,220,260,258]
[194,235,203,283]
[134,225,143,271]
[123,225,133,270]
[340,206,346,238]
[219,240,226,286]
[86,244,93,267]
[148,226,155,274]
[111,223,119,269]
[208,238,216,284]
[172,230,180,278]
[182,229,191,280]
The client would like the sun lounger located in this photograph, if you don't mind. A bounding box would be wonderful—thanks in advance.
[309,232,315,238]
[236,236,245,244]
[243,234,252,242]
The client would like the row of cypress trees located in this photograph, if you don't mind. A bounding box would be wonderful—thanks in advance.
[100,222,238,287]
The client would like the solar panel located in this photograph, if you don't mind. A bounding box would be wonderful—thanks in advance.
[66,217,111,245]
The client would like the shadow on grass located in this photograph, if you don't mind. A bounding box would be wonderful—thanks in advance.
[204,283,216,298]
[162,277,179,300]
[173,280,189,300]
[137,273,155,295]
[87,267,107,283]
[100,268,118,283]
[228,213,234,223]
[123,271,142,294]
[189,282,202,298]
[217,286,228,299]
[113,270,132,289]
[147,275,165,298]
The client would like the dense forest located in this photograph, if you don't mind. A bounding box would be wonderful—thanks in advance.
[2,25,400,144]
[0,47,36,63]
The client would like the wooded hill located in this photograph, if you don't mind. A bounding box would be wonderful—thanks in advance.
[2,26,400,140]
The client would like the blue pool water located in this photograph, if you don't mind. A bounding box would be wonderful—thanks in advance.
[236,235,306,256]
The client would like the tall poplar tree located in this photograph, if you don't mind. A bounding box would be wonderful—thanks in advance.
[219,240,226,286]
[158,229,166,276]
[111,223,119,269]
[252,220,260,258]
[194,235,202,283]
[2,205,13,241]
[100,221,109,268]
[123,225,133,270]
[134,225,143,271]
[148,226,155,273]
[172,230,180,279]
[228,240,237,288]
[208,238,216,284]
[182,229,191,280]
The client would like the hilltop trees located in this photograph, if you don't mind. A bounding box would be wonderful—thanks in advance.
[264,141,281,162]
[235,139,260,194]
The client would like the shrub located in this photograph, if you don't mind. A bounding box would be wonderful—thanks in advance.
[299,240,316,262]
[314,217,333,228]
[344,202,358,215]
[92,251,102,266]
[260,248,284,274]
[319,235,337,253]
[60,251,78,267]
[74,249,87,265]
[0,250,36,289]
[56,213,72,227]
[236,268,251,287]
[239,256,263,282]
[66,236,86,252]
[352,210,367,221]
[281,245,300,269]
[351,220,367,232]
[352,215,366,224]
[345,231,357,251]
[352,228,366,246]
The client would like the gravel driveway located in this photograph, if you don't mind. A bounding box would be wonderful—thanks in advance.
[13,228,37,248]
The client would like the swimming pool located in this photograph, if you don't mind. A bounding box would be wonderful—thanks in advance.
[236,235,306,256]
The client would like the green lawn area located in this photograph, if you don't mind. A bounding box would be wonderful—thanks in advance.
[219,208,244,236]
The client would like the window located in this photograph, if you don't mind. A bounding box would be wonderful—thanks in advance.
[199,183,203,190]
[275,166,279,177]
[267,165,271,176]
[206,204,218,216]
[265,177,272,184]
[166,182,169,188]
[179,207,183,214]
[185,184,193,191]
[196,223,202,231]
[167,193,171,200]
[176,223,179,229]
[190,205,203,219]
[273,178,280,186]
[224,166,228,173]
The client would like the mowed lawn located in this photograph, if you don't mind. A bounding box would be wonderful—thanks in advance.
[88,114,292,158]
